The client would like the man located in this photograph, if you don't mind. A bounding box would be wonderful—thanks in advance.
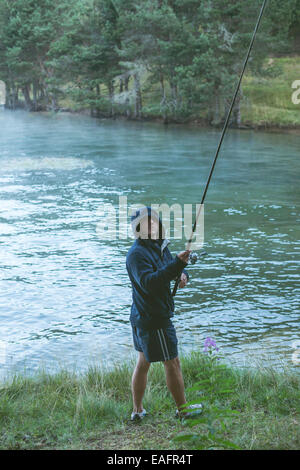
[126,206,202,421]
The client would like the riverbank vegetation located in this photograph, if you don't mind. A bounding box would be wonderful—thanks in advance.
[0,0,299,129]
[0,351,299,450]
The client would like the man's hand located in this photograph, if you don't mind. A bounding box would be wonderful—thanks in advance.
[179,272,188,288]
[177,250,191,264]
[177,250,190,288]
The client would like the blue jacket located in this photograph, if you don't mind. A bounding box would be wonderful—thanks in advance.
[126,237,189,330]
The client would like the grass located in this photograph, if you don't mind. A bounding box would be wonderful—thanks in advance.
[242,56,300,128]
[0,351,299,450]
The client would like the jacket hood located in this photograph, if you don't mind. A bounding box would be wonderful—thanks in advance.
[130,206,166,239]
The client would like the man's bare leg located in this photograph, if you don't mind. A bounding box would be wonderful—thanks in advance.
[131,352,151,413]
[163,356,187,411]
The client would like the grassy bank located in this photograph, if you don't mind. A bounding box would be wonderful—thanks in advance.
[57,56,300,131]
[241,56,300,129]
[0,352,299,450]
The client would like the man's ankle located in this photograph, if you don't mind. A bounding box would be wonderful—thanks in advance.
[133,407,143,413]
[177,403,188,414]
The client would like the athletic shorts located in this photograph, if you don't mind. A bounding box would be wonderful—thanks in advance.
[132,322,178,363]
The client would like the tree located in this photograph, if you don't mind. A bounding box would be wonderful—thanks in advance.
[0,0,298,121]
[47,0,123,116]
[0,0,67,110]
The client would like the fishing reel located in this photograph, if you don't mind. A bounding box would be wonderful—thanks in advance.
[172,250,207,296]
[188,251,207,265]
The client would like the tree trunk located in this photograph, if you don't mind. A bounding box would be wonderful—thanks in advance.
[39,85,45,101]
[233,87,242,128]
[124,76,129,92]
[159,72,168,123]
[108,80,115,118]
[5,83,12,109]
[11,84,18,108]
[90,86,95,117]
[124,75,131,118]
[32,81,38,111]
[169,77,178,118]
[22,84,33,110]
[133,72,142,119]
[212,87,221,126]
[94,84,101,118]
[6,81,18,109]
[38,60,58,111]
[15,86,19,107]
[50,93,58,111]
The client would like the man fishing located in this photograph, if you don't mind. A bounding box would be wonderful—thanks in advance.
[126,206,202,421]
[125,0,268,424]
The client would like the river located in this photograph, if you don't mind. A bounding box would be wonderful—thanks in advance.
[0,109,299,378]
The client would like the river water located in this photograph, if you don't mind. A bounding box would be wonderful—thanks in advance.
[0,109,299,378]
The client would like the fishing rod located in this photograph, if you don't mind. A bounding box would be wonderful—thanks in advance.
[172,0,268,297]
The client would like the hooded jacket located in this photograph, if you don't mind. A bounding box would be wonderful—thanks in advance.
[126,207,189,330]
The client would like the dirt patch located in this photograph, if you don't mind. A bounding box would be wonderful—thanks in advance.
[85,420,182,450]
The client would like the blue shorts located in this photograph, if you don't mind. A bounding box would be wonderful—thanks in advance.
[132,322,178,363]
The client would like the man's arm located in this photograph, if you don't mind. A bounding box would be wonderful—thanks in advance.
[165,247,189,282]
[127,250,188,293]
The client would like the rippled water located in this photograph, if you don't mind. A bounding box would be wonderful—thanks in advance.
[0,109,299,377]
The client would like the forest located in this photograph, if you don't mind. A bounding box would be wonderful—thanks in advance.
[0,0,299,126]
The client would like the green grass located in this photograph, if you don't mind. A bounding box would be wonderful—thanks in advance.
[242,56,300,128]
[0,352,299,450]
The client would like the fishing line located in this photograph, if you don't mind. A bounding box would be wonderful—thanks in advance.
[172,0,268,296]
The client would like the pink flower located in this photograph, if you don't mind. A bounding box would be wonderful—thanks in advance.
[203,337,219,353]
